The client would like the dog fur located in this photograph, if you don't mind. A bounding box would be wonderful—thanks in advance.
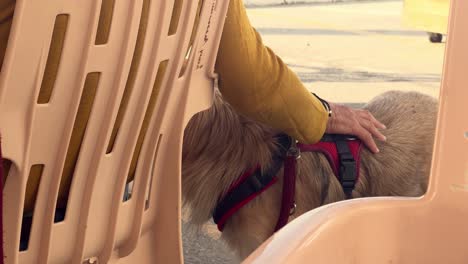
[182,90,438,259]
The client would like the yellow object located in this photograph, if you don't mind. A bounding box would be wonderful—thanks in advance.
[403,0,450,34]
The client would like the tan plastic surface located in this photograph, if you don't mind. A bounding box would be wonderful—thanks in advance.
[1,0,228,263]
[245,0,468,263]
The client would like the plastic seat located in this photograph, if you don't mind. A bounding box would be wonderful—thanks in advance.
[1,0,228,263]
[245,1,468,263]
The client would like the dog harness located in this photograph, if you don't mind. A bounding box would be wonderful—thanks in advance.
[213,134,362,232]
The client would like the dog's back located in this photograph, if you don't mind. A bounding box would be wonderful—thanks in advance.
[358,91,438,197]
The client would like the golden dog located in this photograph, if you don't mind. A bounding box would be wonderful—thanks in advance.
[182,90,437,259]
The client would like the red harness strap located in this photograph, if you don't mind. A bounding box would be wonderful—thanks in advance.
[214,165,279,231]
[213,135,362,233]
[298,140,362,181]
[274,137,362,231]
[213,134,291,231]
[274,153,298,231]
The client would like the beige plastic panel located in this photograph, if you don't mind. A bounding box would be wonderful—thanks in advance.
[245,0,468,263]
[0,0,229,263]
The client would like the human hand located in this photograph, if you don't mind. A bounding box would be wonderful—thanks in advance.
[326,102,387,153]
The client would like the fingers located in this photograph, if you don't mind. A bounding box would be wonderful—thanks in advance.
[325,103,387,154]
[352,123,380,154]
[366,110,387,129]
[358,116,387,142]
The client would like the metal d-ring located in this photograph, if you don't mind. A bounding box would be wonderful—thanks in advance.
[287,139,302,160]
[289,203,297,216]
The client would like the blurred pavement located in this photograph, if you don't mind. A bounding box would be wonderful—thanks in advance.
[244,0,390,8]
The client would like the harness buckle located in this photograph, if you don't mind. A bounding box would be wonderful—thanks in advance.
[340,159,357,182]
[287,139,301,159]
[340,159,357,198]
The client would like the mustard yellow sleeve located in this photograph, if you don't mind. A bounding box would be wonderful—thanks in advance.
[215,0,328,144]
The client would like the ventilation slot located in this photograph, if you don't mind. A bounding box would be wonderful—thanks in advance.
[145,134,162,210]
[125,61,168,201]
[20,164,44,251]
[95,0,116,45]
[38,14,69,104]
[168,0,183,35]
[179,0,204,77]
[0,1,15,72]
[2,158,11,189]
[55,73,100,222]
[106,0,151,154]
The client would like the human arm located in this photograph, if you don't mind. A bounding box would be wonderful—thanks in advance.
[214,0,386,152]
[215,0,328,144]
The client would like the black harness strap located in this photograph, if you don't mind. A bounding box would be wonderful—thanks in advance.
[315,134,358,198]
[335,138,357,198]
[213,165,275,224]
[213,134,291,228]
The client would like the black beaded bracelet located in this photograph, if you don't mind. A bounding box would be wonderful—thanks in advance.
[312,93,332,117]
